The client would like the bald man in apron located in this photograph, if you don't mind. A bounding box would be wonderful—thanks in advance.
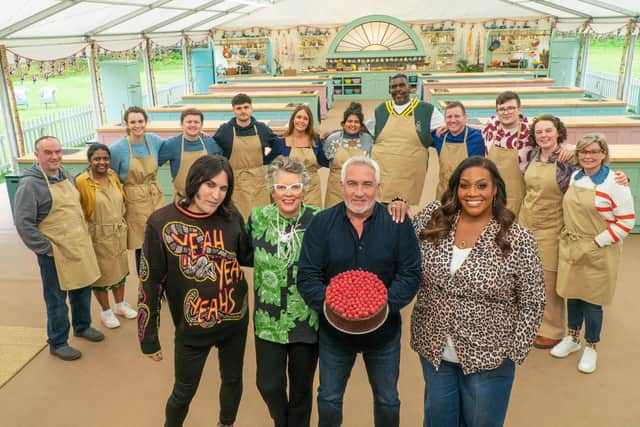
[368,74,444,208]
[14,136,104,361]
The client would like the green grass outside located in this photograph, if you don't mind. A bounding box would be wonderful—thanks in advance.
[587,38,640,77]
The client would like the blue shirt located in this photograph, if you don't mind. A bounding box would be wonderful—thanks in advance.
[158,133,224,178]
[575,164,610,185]
[297,202,420,350]
[431,126,485,157]
[110,133,164,183]
[271,135,330,167]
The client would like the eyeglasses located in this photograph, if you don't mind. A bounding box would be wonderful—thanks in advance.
[578,149,603,156]
[273,183,304,194]
[497,106,518,114]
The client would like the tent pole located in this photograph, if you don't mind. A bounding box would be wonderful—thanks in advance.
[616,20,634,100]
[0,45,24,168]
[622,30,637,106]
[142,37,158,107]
[182,35,194,95]
[576,33,591,88]
[87,41,106,129]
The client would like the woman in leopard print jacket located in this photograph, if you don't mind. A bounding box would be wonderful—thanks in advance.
[411,156,545,427]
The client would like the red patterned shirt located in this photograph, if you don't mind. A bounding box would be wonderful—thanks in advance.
[482,114,534,173]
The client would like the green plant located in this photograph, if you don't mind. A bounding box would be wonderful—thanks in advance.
[455,59,483,73]
[274,58,283,76]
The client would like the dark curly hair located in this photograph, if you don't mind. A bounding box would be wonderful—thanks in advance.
[421,156,515,256]
[528,114,567,147]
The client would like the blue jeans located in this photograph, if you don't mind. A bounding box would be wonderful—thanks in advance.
[567,299,603,343]
[420,357,515,427]
[37,254,92,349]
[317,327,401,427]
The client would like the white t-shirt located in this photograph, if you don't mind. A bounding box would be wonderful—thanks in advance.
[442,245,473,363]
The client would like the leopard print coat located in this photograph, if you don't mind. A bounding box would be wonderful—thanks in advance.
[411,201,545,374]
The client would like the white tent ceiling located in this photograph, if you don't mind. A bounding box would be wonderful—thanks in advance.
[0,0,638,52]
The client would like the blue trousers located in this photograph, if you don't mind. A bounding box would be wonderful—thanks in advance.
[37,254,92,349]
[420,357,515,427]
[317,327,401,427]
[567,299,603,343]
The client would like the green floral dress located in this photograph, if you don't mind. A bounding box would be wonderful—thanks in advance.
[248,204,320,344]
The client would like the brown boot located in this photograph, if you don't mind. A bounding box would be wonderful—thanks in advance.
[533,335,561,349]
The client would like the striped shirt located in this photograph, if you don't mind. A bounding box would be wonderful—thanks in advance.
[481,114,534,173]
[571,166,635,246]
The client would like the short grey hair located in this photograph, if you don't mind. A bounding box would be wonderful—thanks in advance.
[266,155,310,191]
[341,156,380,184]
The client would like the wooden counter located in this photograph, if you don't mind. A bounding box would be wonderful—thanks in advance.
[147,102,313,123]
[443,98,627,118]
[422,78,555,101]
[182,90,326,119]
[428,85,584,102]
[208,82,330,109]
[225,75,331,82]
[95,120,289,146]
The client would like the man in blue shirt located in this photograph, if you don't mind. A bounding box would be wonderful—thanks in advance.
[158,107,223,198]
[297,156,420,427]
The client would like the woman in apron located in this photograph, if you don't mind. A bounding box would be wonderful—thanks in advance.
[322,102,373,208]
[76,144,135,329]
[110,106,165,274]
[552,134,635,374]
[274,105,328,208]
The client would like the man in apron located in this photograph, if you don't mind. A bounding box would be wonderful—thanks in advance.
[481,91,573,216]
[14,136,104,361]
[431,101,485,200]
[214,93,279,219]
[159,107,223,200]
[368,74,444,207]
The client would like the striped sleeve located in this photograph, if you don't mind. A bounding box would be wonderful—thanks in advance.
[594,175,636,247]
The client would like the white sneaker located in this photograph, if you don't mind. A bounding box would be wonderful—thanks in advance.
[550,336,581,358]
[578,347,597,374]
[113,302,138,319]
[100,310,121,329]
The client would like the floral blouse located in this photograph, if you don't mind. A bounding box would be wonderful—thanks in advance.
[410,201,545,374]
[248,204,320,344]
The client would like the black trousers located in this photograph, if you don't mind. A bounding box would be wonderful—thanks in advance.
[255,337,319,427]
[165,316,249,427]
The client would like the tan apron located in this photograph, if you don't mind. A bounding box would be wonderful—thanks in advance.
[435,129,468,200]
[123,138,165,250]
[37,171,100,291]
[372,115,428,205]
[487,142,525,216]
[89,173,129,286]
[518,159,565,339]
[173,135,206,201]
[325,140,365,208]
[518,160,563,271]
[289,146,322,208]
[557,183,621,305]
[229,126,270,219]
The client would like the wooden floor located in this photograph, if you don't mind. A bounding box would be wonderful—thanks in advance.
[1,100,639,426]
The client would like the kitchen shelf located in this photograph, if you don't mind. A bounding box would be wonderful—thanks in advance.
[332,76,362,95]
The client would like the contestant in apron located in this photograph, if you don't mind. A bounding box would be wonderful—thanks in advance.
[552,134,635,374]
[158,107,223,200]
[110,106,165,273]
[14,136,104,361]
[76,144,136,330]
[369,74,444,207]
[275,104,328,208]
[431,101,485,200]
[213,93,278,220]
[323,102,373,208]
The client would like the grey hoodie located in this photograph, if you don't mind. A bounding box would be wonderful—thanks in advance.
[14,164,77,255]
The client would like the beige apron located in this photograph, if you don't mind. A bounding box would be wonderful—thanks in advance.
[372,115,428,205]
[37,171,100,291]
[557,183,621,305]
[89,173,129,286]
[229,126,270,219]
[123,138,165,250]
[289,145,322,208]
[518,159,565,339]
[435,129,468,200]
[487,143,525,216]
[325,139,365,208]
[173,135,206,201]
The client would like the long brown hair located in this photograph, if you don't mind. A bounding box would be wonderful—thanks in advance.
[421,156,515,256]
[284,104,317,146]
